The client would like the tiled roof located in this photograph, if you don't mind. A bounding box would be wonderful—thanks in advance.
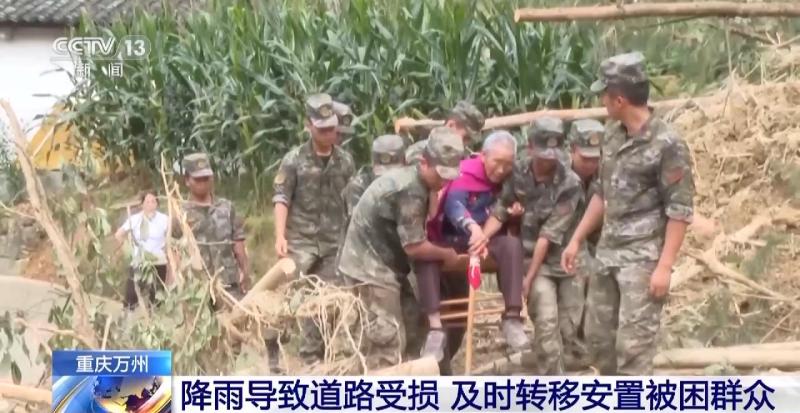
[0,0,195,25]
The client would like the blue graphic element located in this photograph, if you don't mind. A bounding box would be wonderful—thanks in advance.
[51,350,172,413]
[53,350,172,377]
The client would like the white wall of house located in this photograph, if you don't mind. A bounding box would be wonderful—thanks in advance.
[0,26,75,139]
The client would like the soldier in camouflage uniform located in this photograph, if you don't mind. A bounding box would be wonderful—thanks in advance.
[272,93,356,362]
[401,101,485,161]
[337,134,425,361]
[562,52,695,375]
[180,153,250,301]
[337,127,465,370]
[482,117,583,375]
[342,134,406,217]
[333,101,355,144]
[529,118,605,372]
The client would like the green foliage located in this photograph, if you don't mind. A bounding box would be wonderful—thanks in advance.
[63,0,596,190]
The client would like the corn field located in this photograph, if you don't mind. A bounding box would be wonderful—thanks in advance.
[62,0,596,187]
[61,0,799,200]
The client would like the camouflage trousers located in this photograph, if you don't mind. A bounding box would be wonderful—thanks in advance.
[350,282,406,371]
[528,272,587,375]
[291,248,342,361]
[583,260,663,375]
[400,275,425,361]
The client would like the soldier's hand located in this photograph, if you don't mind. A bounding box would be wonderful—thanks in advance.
[522,275,535,303]
[507,202,524,217]
[561,241,580,274]
[275,236,288,257]
[649,265,671,299]
[239,271,251,293]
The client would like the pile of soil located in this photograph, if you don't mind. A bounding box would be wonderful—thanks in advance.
[664,80,800,347]
[464,80,800,374]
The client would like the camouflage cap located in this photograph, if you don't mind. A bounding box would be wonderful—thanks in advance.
[590,51,648,93]
[182,153,213,178]
[528,116,566,160]
[333,101,355,135]
[405,140,428,165]
[568,119,604,158]
[449,101,485,143]
[425,127,464,180]
[372,134,406,176]
[306,93,338,128]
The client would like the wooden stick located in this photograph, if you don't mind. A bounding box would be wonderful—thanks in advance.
[372,356,440,376]
[0,100,98,349]
[653,348,800,369]
[440,295,501,306]
[441,306,504,321]
[397,96,717,132]
[0,383,51,405]
[514,2,800,23]
[464,286,477,375]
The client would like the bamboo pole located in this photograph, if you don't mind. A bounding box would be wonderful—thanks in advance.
[397,96,717,132]
[514,2,800,23]
[464,286,477,375]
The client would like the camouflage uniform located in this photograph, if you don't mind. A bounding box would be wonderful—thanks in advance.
[342,134,406,217]
[337,128,463,370]
[543,118,605,370]
[337,134,425,360]
[333,101,356,137]
[491,117,583,375]
[273,94,355,361]
[585,52,695,375]
[272,93,355,280]
[401,101,485,158]
[180,153,246,300]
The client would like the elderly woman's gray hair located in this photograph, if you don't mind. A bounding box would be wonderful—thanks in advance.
[482,130,517,154]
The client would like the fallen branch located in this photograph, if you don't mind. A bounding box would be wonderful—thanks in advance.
[13,318,95,349]
[514,2,800,23]
[224,258,296,324]
[0,383,51,405]
[1,100,98,349]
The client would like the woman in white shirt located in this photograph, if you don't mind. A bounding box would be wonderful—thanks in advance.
[115,190,170,309]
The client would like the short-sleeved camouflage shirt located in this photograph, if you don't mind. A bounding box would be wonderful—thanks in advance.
[492,155,583,276]
[272,140,356,258]
[337,166,429,290]
[182,197,244,284]
[595,115,695,266]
